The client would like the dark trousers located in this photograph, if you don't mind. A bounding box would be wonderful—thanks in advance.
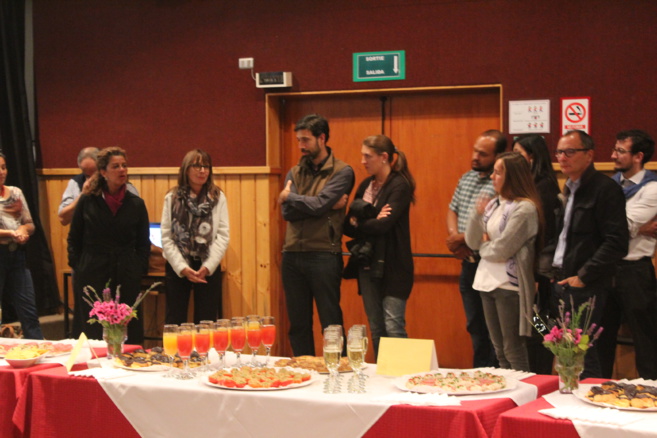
[459,259,497,368]
[164,261,223,324]
[0,247,43,339]
[598,258,657,379]
[551,281,608,379]
[282,251,344,356]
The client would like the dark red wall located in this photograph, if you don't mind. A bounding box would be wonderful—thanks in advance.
[33,0,657,167]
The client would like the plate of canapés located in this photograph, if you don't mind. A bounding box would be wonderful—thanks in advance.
[274,356,356,374]
[113,347,205,371]
[205,366,315,391]
[574,381,657,411]
[394,370,514,395]
[0,342,73,358]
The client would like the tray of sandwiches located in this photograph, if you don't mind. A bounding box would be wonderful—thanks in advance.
[274,355,354,374]
[575,381,657,411]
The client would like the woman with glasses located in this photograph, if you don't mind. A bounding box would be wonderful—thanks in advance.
[512,135,560,374]
[465,152,542,371]
[161,149,229,324]
[68,147,150,344]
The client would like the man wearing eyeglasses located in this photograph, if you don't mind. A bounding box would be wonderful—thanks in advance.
[597,130,657,379]
[551,130,629,378]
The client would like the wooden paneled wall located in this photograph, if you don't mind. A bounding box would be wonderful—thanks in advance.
[38,166,283,349]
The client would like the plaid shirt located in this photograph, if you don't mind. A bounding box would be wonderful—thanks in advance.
[449,170,495,233]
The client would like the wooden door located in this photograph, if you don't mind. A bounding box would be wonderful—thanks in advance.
[273,86,501,367]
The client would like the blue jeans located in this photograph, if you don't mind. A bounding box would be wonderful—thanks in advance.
[0,247,44,339]
[358,267,407,359]
[282,252,344,356]
[460,259,497,368]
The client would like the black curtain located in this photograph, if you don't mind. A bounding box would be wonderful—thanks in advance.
[1,0,59,318]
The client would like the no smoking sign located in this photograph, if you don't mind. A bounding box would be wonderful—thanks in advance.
[561,97,590,135]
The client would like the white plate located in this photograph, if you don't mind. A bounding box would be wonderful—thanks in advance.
[573,384,657,412]
[115,363,170,372]
[204,367,317,391]
[394,370,516,395]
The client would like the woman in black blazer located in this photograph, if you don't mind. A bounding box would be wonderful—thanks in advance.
[343,135,416,358]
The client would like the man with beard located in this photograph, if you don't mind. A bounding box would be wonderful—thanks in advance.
[551,130,628,378]
[447,129,506,367]
[598,130,657,379]
[278,114,354,356]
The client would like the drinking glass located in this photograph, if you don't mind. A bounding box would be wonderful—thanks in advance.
[195,323,212,372]
[350,324,368,357]
[323,327,343,393]
[162,324,178,378]
[246,315,262,366]
[347,329,366,393]
[176,325,194,380]
[230,318,246,367]
[261,316,276,366]
[213,319,230,369]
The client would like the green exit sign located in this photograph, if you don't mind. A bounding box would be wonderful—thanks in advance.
[353,50,406,82]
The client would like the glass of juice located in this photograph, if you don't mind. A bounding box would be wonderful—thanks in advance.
[162,324,178,378]
[176,325,195,380]
[213,319,230,369]
[261,316,276,366]
[230,318,246,367]
[246,315,262,366]
[195,323,212,372]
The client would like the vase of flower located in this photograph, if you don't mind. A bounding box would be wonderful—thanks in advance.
[555,352,585,393]
[103,325,128,360]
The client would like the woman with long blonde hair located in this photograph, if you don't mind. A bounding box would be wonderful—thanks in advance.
[465,152,542,371]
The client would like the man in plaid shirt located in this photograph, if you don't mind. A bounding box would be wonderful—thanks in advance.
[447,130,506,367]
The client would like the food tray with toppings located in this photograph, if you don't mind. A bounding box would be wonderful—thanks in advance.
[395,370,514,395]
[0,342,73,358]
[206,366,315,391]
[274,355,353,374]
[574,381,657,411]
[113,347,206,370]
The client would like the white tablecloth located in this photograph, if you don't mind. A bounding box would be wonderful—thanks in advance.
[93,354,541,438]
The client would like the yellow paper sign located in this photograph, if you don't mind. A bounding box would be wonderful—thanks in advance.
[65,332,88,372]
[376,337,438,376]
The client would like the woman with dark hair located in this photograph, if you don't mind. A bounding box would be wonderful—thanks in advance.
[68,147,150,344]
[343,135,416,358]
[0,152,44,339]
[466,152,542,371]
[513,135,561,374]
[161,149,229,324]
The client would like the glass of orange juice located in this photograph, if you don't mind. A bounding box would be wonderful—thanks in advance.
[176,324,195,380]
[246,315,262,366]
[195,323,212,371]
[213,319,230,369]
[261,316,276,366]
[230,318,246,367]
[162,324,178,378]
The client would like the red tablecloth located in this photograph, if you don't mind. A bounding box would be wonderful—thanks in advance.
[0,363,61,438]
[13,370,558,438]
[491,378,608,438]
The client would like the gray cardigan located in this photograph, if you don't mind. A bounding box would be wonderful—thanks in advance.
[465,199,538,337]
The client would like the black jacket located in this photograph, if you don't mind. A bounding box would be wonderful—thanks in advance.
[555,165,628,287]
[343,172,414,299]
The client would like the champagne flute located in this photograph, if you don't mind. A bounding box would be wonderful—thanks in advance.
[246,315,262,366]
[230,318,246,367]
[347,329,366,393]
[261,316,276,366]
[195,323,212,372]
[323,327,343,393]
[176,325,194,380]
[213,319,230,369]
[162,324,178,378]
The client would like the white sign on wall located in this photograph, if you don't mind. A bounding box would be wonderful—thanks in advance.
[561,97,590,135]
[509,99,550,134]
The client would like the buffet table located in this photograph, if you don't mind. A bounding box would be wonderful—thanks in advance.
[0,342,141,438]
[492,378,657,438]
[12,362,558,438]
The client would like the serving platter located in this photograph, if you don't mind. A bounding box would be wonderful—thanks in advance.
[573,384,657,412]
[394,370,516,395]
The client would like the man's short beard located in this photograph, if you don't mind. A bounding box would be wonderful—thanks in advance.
[472,163,493,173]
[614,165,632,173]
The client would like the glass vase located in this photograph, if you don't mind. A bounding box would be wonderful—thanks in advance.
[103,325,128,360]
[555,353,585,394]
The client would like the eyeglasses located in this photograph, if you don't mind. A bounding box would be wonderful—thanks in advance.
[191,164,210,171]
[612,147,631,155]
[555,148,590,158]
